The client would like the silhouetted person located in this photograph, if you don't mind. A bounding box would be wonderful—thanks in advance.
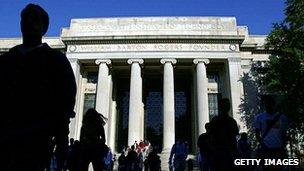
[104,146,113,171]
[0,4,76,171]
[254,95,288,171]
[118,151,127,171]
[66,138,78,171]
[70,138,75,147]
[80,108,106,171]
[197,123,212,171]
[169,138,189,171]
[147,147,161,171]
[68,140,82,171]
[237,133,253,171]
[209,98,239,171]
[126,145,139,171]
[237,132,251,158]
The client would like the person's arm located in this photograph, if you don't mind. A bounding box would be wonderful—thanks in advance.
[99,122,106,144]
[255,129,262,144]
[52,52,77,170]
[58,54,77,119]
[253,115,262,144]
[281,115,289,147]
[233,119,239,136]
[169,144,175,164]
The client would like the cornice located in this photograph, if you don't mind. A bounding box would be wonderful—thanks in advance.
[61,35,245,45]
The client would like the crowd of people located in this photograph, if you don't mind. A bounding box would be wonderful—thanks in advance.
[117,140,161,171]
[196,96,288,171]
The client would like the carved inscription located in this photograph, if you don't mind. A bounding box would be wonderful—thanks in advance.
[78,23,225,32]
[69,44,238,52]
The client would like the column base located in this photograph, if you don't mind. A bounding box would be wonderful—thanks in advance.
[160,149,171,171]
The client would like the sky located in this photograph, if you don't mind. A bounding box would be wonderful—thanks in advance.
[0,0,285,37]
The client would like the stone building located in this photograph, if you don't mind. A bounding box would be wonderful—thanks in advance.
[0,17,269,156]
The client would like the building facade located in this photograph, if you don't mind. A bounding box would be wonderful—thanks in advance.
[0,17,270,155]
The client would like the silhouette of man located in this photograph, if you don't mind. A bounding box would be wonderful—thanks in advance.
[0,4,76,171]
[254,95,288,171]
[197,123,212,171]
[209,98,239,171]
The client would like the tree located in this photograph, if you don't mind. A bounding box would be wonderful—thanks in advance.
[260,0,304,155]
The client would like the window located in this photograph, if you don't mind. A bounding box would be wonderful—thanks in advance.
[207,72,219,83]
[83,93,96,114]
[208,93,221,119]
[87,72,98,84]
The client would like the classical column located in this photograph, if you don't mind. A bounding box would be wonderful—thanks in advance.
[227,57,246,132]
[95,59,112,143]
[68,58,81,139]
[108,74,116,152]
[193,58,210,135]
[160,58,177,152]
[127,59,144,146]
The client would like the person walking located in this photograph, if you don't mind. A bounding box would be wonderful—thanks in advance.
[209,98,239,171]
[169,138,189,171]
[80,108,107,171]
[0,3,76,171]
[254,95,288,171]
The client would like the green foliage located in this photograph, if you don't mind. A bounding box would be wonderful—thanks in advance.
[260,0,304,155]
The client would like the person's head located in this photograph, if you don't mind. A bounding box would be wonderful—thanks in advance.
[205,122,210,132]
[131,145,135,151]
[240,132,248,140]
[69,138,74,145]
[219,98,231,116]
[176,138,184,144]
[83,108,103,124]
[261,95,275,114]
[21,4,49,39]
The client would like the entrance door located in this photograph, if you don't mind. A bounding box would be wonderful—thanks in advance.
[144,77,163,152]
[175,77,192,151]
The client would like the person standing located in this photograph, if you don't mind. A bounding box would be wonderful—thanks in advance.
[0,4,76,171]
[147,147,161,171]
[80,108,107,171]
[197,123,212,171]
[254,95,288,171]
[126,145,139,171]
[169,138,189,171]
[209,98,239,171]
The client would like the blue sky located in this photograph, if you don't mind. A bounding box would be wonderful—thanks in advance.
[0,0,285,37]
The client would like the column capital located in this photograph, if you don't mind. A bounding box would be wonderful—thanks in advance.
[68,58,79,63]
[95,59,111,65]
[160,58,177,65]
[193,58,210,65]
[227,57,241,63]
[127,59,144,65]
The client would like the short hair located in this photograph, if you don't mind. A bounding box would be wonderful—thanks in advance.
[21,4,49,35]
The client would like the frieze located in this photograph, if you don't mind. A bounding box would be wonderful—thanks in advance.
[76,23,225,32]
[65,17,237,37]
[68,43,239,53]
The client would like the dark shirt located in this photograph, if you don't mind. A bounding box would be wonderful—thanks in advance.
[209,115,239,153]
[80,117,106,145]
[147,152,161,170]
[197,132,212,158]
[0,43,76,140]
